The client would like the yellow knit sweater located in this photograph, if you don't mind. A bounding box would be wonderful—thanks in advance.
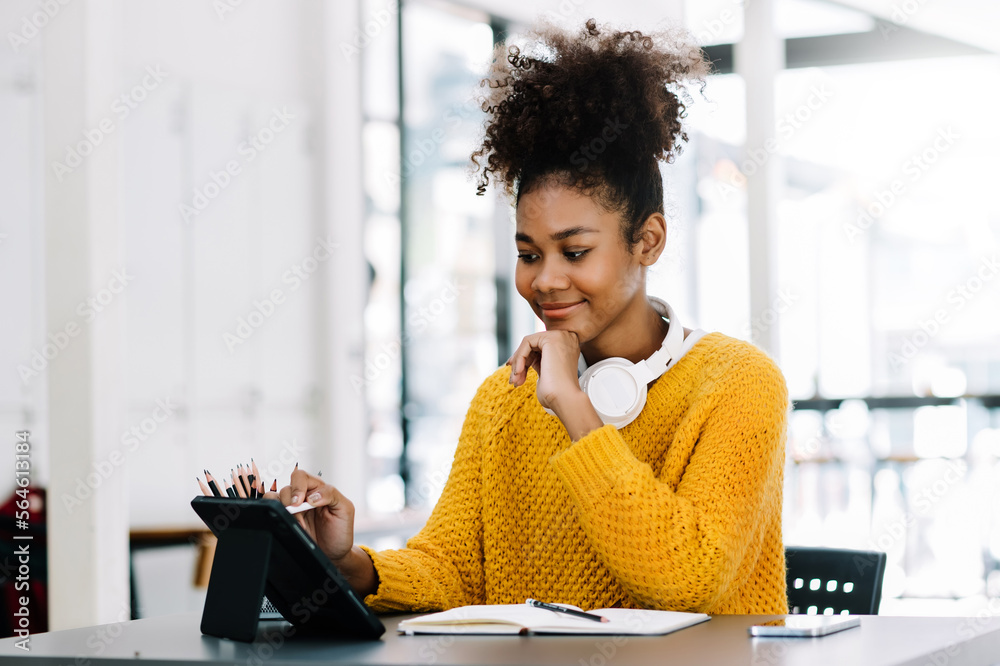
[360,331,790,615]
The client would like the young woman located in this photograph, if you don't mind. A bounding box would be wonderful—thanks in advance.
[270,19,790,615]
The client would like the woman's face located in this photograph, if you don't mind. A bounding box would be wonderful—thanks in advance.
[514,183,647,345]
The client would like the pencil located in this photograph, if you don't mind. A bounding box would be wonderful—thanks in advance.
[270,479,277,492]
[257,478,264,497]
[250,459,260,498]
[236,465,247,497]
[232,468,247,498]
[204,470,223,497]
[239,464,251,497]
[224,478,237,498]
[197,477,212,496]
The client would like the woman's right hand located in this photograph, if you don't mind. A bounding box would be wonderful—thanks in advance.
[264,468,378,597]
[265,468,355,562]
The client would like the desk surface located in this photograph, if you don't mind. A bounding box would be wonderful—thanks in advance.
[3,611,1000,666]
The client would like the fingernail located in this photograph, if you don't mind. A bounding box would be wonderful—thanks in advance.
[291,494,300,504]
[307,492,321,504]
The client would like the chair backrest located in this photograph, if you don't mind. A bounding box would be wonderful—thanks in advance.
[785,546,887,615]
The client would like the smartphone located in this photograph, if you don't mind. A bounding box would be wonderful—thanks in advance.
[748,615,860,637]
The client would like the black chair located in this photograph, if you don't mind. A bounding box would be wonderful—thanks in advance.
[785,546,887,615]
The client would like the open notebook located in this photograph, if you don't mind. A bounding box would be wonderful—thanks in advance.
[397,603,710,635]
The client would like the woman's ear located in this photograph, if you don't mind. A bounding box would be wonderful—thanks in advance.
[635,213,667,266]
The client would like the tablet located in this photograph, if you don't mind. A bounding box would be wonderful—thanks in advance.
[191,497,385,641]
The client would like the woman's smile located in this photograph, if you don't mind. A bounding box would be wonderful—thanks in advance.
[538,300,587,319]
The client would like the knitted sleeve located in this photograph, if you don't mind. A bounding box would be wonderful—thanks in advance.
[357,375,492,613]
[547,350,788,613]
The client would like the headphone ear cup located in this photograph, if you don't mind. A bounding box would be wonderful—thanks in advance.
[579,358,647,428]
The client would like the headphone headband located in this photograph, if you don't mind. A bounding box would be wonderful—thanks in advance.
[637,297,684,382]
[577,296,683,380]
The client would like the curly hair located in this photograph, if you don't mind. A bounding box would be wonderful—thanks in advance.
[471,18,710,250]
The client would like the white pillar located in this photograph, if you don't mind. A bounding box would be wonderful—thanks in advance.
[307,0,368,512]
[735,0,784,358]
[42,0,130,629]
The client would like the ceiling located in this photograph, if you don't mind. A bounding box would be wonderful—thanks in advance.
[828,0,1000,53]
[444,0,998,54]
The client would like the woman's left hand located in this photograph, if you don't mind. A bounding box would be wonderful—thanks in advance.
[507,330,585,412]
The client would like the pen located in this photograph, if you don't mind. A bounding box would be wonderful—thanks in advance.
[526,599,608,623]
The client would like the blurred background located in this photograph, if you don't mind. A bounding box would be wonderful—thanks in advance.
[1,0,998,631]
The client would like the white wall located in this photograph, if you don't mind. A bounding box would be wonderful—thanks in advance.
[0,0,368,629]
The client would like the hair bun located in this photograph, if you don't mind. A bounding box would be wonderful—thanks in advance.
[472,19,710,198]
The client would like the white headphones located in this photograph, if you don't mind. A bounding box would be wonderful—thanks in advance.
[542,297,684,428]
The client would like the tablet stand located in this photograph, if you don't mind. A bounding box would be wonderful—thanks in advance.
[200,528,273,642]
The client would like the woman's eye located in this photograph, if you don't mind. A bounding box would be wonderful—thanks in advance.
[517,250,589,263]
